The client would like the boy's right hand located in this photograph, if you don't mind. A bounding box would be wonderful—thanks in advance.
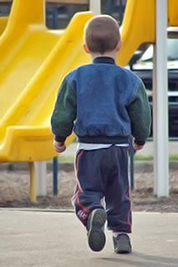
[53,140,66,153]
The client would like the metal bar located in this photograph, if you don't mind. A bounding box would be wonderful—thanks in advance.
[128,136,135,190]
[89,0,101,15]
[46,0,88,3]
[28,162,37,202]
[129,150,135,190]
[152,0,169,197]
[35,161,47,197]
[53,156,59,196]
[52,6,58,28]
[153,44,158,194]
[107,0,114,15]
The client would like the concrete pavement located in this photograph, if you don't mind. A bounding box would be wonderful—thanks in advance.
[0,209,178,267]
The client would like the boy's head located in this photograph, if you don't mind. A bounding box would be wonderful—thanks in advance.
[84,15,121,55]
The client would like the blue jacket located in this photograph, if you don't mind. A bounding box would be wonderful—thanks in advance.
[51,57,151,145]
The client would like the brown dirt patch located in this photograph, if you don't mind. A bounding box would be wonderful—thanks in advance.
[0,167,178,212]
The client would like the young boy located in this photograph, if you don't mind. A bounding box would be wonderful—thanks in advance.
[51,15,151,254]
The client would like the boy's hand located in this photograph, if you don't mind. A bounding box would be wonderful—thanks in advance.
[133,143,144,151]
[53,140,66,153]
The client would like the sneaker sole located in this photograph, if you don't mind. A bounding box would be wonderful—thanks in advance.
[114,244,132,254]
[88,209,106,252]
[113,234,132,254]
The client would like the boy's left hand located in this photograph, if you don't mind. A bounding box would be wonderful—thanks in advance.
[53,140,66,153]
[133,143,144,151]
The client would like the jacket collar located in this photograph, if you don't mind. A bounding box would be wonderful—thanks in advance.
[93,57,115,65]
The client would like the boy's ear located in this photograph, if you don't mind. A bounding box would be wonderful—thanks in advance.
[83,43,90,53]
[116,40,122,52]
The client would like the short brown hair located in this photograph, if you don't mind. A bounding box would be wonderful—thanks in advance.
[84,15,120,54]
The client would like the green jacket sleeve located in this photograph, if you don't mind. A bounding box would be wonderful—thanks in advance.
[51,78,77,143]
[127,79,151,145]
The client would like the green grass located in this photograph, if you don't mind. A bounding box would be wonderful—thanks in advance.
[58,155,74,162]
[169,154,178,161]
[134,154,153,161]
[57,154,178,163]
[134,154,178,161]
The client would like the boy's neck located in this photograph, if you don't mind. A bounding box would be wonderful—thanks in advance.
[90,50,117,61]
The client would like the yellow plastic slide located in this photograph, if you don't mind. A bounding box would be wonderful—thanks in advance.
[116,0,156,67]
[1,0,177,163]
[0,0,93,162]
[168,0,178,26]
[117,0,178,67]
[0,16,8,36]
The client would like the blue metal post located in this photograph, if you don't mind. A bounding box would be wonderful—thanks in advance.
[128,136,135,190]
[53,156,59,196]
[130,150,135,190]
[52,6,58,29]
[107,0,114,15]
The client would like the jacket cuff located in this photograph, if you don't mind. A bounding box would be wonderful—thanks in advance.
[134,139,145,146]
[54,136,66,143]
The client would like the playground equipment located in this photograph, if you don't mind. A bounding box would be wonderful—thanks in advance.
[168,0,178,26]
[0,16,8,35]
[0,0,92,201]
[0,1,93,163]
[117,0,178,197]
[0,0,178,200]
[117,0,156,66]
[117,0,178,66]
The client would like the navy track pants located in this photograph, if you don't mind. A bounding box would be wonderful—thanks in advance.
[72,145,132,233]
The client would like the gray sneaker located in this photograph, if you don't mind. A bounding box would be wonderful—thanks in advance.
[113,233,132,254]
[87,209,106,252]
